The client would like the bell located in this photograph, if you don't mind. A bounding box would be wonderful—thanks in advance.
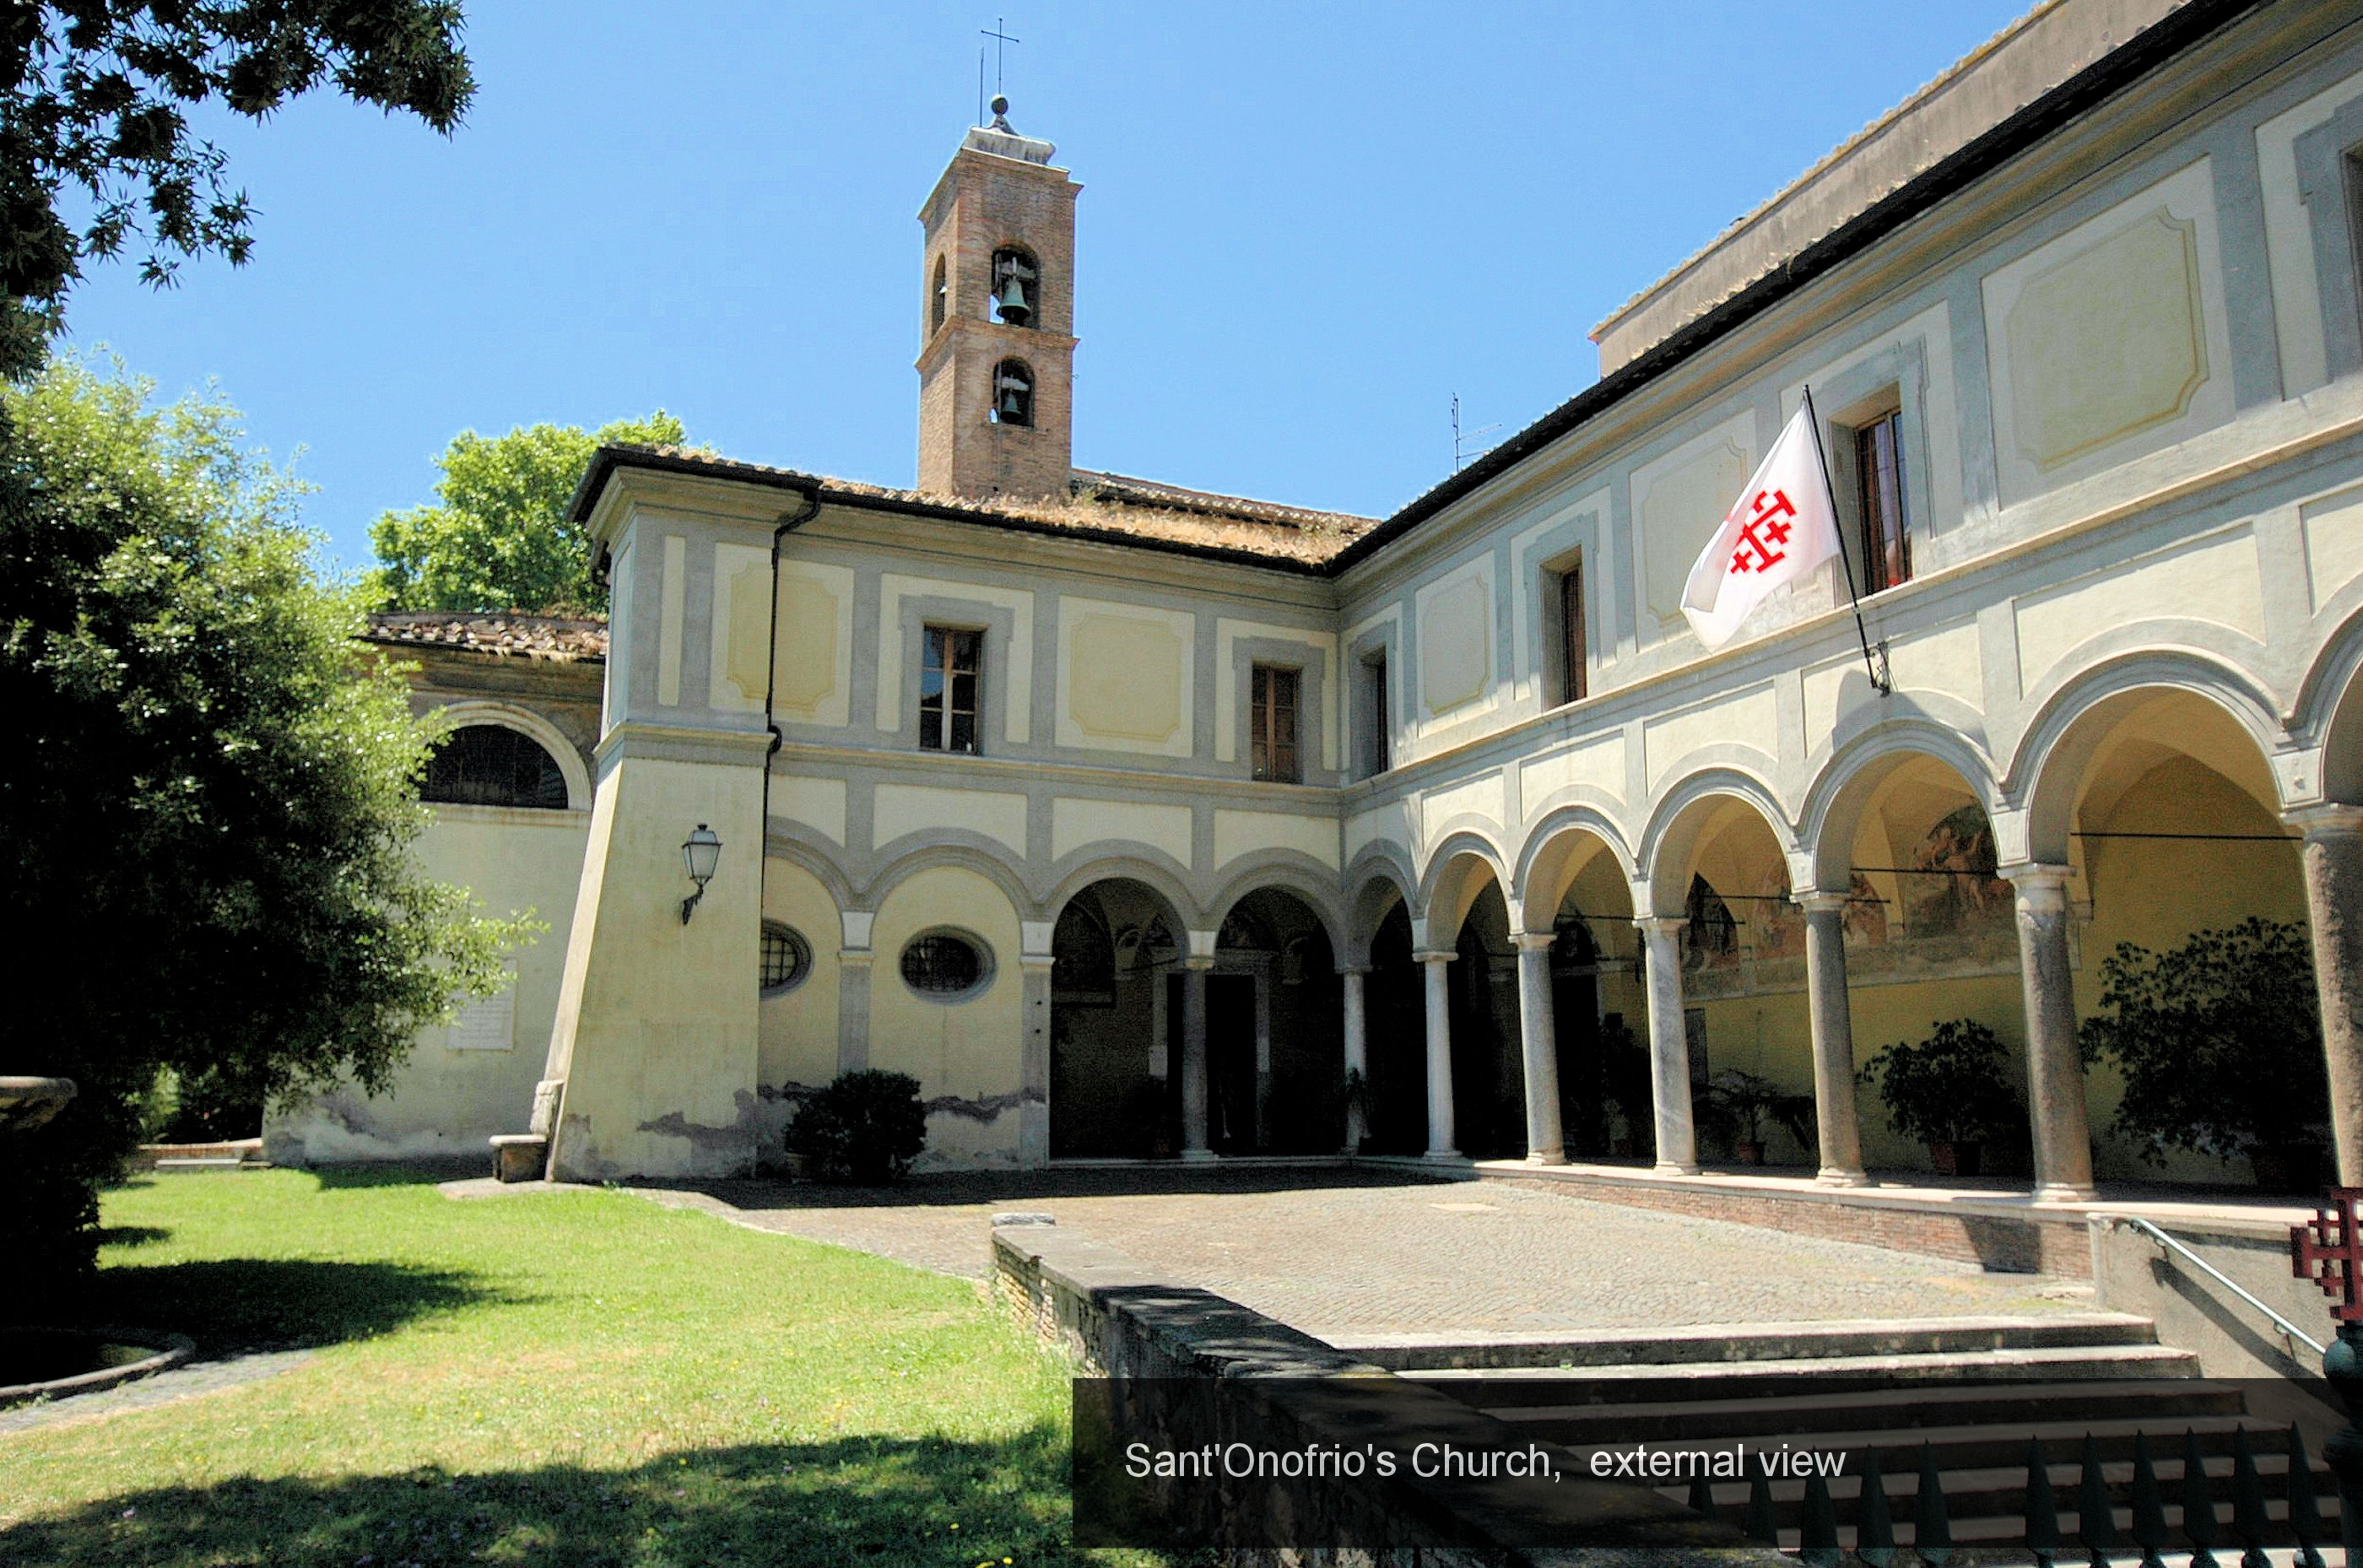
[998,385,1028,419]
[995,275,1031,325]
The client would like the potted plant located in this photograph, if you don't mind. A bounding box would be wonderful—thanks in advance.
[1858,1019,2020,1177]
[2077,918,2328,1189]
[1702,1069,1816,1165]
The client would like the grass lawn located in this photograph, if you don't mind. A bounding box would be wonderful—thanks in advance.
[1,1169,1185,1568]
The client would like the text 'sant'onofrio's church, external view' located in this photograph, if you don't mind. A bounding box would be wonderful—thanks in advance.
[279,0,2363,1208]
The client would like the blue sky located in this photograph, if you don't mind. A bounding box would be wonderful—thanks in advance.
[62,2,2029,577]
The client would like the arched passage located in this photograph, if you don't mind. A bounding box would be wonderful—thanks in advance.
[1206,888,1344,1154]
[1520,824,1644,1160]
[1450,881,1522,1158]
[1047,877,1185,1158]
[2022,685,2320,1189]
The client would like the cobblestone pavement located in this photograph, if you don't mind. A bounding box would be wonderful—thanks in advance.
[636,1165,2085,1339]
[0,1349,314,1438]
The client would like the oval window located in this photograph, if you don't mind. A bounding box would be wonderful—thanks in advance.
[900,929,992,1000]
[760,922,812,995]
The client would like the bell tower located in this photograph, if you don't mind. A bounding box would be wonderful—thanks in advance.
[917,96,1079,500]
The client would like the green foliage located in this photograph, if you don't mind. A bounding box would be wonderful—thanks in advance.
[0,355,530,1316]
[1701,1068,1817,1153]
[1,3,473,379]
[786,1070,930,1185]
[368,414,688,615]
[2077,917,2325,1165]
[1858,1019,2021,1147]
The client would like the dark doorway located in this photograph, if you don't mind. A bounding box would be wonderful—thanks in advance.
[1206,976,1257,1153]
[1448,884,1521,1158]
[1549,915,1608,1156]
[1365,903,1426,1153]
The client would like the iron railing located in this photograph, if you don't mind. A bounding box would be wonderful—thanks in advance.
[2112,1213,2326,1358]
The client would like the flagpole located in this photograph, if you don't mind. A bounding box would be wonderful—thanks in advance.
[1803,385,1890,695]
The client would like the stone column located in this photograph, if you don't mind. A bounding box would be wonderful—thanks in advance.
[1796,892,1868,1187]
[1513,933,1566,1165]
[1017,949,1055,1168]
[1634,916,1699,1175]
[1179,959,1214,1161]
[2294,806,2363,1184]
[2002,863,2095,1202]
[835,949,874,1074]
[1416,950,1458,1159]
[1339,966,1371,1154]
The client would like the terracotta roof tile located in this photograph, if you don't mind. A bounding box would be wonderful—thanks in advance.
[365,611,608,661]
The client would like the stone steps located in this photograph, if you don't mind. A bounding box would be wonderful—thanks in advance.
[1408,1343,2204,1406]
[1333,1311,2160,1371]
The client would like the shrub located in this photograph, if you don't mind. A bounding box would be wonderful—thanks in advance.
[786,1070,928,1184]
[1858,1019,2020,1147]
[2078,918,2326,1166]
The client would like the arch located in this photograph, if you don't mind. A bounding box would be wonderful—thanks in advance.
[425,699,590,810]
[861,840,1036,927]
[2298,603,2363,804]
[760,830,858,916]
[930,254,949,333]
[2012,654,2291,863]
[1043,852,1200,936]
[991,358,1036,427]
[1798,720,2002,893]
[1207,860,1349,958]
[1048,873,1187,1158]
[1344,861,1414,968]
[1515,805,1638,933]
[1638,767,1796,916]
[1416,831,1512,949]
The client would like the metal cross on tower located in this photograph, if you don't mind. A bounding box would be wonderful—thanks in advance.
[981,18,1020,95]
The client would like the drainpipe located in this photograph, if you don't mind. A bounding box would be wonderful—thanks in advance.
[760,487,824,912]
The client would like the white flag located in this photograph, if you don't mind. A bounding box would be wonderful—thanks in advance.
[1680,403,1844,651]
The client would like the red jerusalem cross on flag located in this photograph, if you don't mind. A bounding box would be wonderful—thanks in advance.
[1680,402,1844,651]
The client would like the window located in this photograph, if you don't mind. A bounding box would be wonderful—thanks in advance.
[991,246,1037,326]
[1251,664,1300,783]
[1551,560,1587,706]
[930,255,948,333]
[919,625,981,754]
[1853,408,1911,594]
[991,359,1034,427]
[424,724,569,809]
[1360,652,1390,776]
[900,929,992,999]
[760,922,813,995]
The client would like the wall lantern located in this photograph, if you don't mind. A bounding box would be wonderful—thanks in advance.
[680,823,722,924]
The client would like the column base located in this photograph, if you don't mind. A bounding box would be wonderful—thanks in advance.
[1526,1149,1568,1166]
[2030,1181,2097,1204]
[1180,1148,1219,1164]
[1654,1161,1701,1176]
[1423,1149,1469,1163]
[1815,1167,1870,1188]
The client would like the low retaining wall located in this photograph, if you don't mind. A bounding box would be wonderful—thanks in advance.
[991,1217,1773,1565]
[1479,1166,2090,1277]
[2089,1212,2338,1390]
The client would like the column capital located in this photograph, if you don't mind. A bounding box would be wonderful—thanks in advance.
[1413,949,1457,966]
[1335,963,1372,977]
[1182,954,1217,973]
[1794,890,1852,916]
[1511,932,1556,953]
[1998,861,2074,899]
[1017,952,1057,975]
[1633,914,1689,936]
[838,947,876,967]
[2288,803,2363,841]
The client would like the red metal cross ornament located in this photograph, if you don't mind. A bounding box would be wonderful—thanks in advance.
[2292,1188,2363,1322]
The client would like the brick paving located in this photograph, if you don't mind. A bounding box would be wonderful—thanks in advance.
[634,1164,2087,1340]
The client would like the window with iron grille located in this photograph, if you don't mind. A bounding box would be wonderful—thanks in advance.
[1554,560,1587,706]
[760,922,812,995]
[900,930,991,999]
[1854,409,1911,594]
[1361,652,1390,776]
[1251,663,1300,783]
[919,625,981,754]
[423,724,569,809]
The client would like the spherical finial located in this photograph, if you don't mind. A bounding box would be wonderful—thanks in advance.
[990,94,1008,116]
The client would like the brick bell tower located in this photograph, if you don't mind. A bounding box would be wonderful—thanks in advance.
[916,95,1079,500]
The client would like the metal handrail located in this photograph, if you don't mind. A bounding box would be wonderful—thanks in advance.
[2112,1213,2324,1357]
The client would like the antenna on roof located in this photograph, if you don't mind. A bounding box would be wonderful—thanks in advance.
[1452,395,1501,472]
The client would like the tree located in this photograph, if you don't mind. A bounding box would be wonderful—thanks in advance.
[2,2,473,378]
[370,414,689,615]
[0,355,528,1314]
[2078,918,2327,1171]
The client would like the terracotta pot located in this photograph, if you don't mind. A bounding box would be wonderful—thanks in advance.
[1733,1139,1766,1165]
[1928,1140,1982,1178]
